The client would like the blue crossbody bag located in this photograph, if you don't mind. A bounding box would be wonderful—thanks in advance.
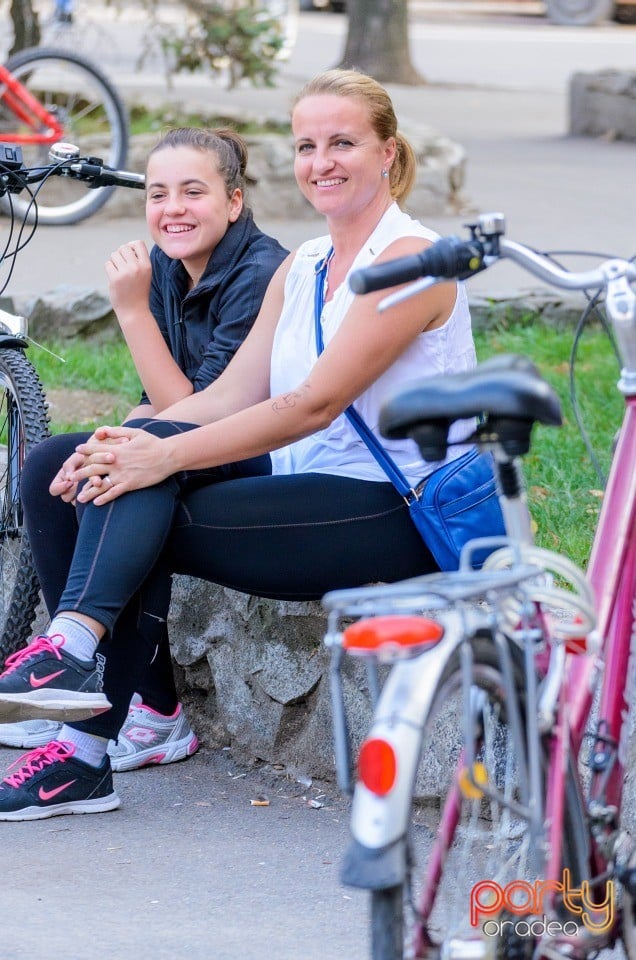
[314,249,505,570]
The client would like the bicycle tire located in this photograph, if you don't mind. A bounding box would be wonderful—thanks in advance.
[0,47,128,225]
[0,348,50,662]
[369,633,589,960]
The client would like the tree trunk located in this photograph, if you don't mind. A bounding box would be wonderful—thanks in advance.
[337,0,424,85]
[9,0,41,55]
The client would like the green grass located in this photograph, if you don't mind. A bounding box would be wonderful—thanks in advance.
[28,318,622,570]
[474,320,622,568]
[31,338,142,433]
[128,104,292,137]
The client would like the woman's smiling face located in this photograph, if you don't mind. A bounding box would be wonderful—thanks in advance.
[292,93,395,224]
[145,145,242,284]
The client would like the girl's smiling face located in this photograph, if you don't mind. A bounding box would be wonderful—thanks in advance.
[292,93,395,224]
[145,145,243,286]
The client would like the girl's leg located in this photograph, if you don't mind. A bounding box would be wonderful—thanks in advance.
[19,434,181,744]
[0,421,198,727]
[79,470,430,740]
[133,450,271,715]
[21,432,89,616]
[76,472,426,737]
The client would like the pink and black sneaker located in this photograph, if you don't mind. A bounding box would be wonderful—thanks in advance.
[0,741,120,821]
[0,634,111,723]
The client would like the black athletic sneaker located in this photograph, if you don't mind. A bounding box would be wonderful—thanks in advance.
[0,634,111,723]
[0,741,120,821]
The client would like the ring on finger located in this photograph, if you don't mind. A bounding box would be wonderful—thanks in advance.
[104,475,113,487]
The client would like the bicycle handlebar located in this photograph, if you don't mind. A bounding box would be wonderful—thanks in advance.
[349,213,636,383]
[0,141,145,194]
[349,212,636,296]
[349,236,488,293]
[66,160,145,190]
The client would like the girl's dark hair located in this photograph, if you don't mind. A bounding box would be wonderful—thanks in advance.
[292,69,417,206]
[147,127,249,201]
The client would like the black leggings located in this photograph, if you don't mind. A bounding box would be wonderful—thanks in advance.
[22,426,272,724]
[21,420,436,739]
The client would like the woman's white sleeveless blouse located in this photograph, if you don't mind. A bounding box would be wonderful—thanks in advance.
[269,204,476,486]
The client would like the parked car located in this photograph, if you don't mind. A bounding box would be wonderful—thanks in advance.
[545,0,633,23]
[299,0,345,12]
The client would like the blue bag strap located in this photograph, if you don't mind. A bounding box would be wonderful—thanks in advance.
[314,249,413,500]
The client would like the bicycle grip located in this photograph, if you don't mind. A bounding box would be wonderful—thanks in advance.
[88,167,146,189]
[349,236,486,294]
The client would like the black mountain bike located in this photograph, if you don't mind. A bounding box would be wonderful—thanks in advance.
[0,141,144,661]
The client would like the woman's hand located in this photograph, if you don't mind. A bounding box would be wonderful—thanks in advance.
[105,241,152,319]
[49,451,86,503]
[73,426,175,504]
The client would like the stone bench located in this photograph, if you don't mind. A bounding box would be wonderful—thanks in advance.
[168,577,371,780]
[103,119,469,222]
[28,576,369,780]
[569,69,636,140]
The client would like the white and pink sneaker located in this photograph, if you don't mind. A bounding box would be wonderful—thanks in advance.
[109,695,199,773]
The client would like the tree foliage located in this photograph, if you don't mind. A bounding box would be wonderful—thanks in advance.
[132,0,287,89]
[6,0,423,89]
[5,0,285,88]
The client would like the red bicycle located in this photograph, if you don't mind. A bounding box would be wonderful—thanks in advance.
[0,46,128,224]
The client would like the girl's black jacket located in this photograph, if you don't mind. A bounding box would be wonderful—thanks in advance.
[144,210,289,398]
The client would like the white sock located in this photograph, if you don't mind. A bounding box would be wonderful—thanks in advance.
[59,725,109,768]
[47,615,99,663]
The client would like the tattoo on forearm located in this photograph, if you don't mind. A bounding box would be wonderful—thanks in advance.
[272,387,308,414]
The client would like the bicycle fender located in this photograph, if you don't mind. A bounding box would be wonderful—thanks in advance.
[0,336,28,349]
[0,308,28,340]
[341,835,406,890]
[344,614,465,886]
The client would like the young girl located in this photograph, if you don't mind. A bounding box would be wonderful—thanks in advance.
[0,127,287,771]
[0,71,478,820]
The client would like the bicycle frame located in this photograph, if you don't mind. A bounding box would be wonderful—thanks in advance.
[0,63,65,145]
[327,219,636,959]
[523,273,636,933]
[563,395,636,853]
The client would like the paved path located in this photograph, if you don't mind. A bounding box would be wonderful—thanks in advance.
[5,8,636,300]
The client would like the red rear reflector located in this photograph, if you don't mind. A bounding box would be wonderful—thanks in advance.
[343,615,443,657]
[358,738,397,796]
[558,615,598,655]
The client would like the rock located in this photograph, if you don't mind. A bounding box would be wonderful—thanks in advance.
[469,288,592,331]
[17,285,119,342]
[102,120,469,221]
[569,70,636,140]
[168,578,372,778]
[168,576,381,778]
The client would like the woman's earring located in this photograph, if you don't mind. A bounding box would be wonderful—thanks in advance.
[381,169,389,179]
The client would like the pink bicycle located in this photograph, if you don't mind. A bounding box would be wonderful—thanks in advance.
[322,212,636,960]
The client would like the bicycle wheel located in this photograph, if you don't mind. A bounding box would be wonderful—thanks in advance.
[370,633,589,960]
[0,348,50,663]
[0,47,128,225]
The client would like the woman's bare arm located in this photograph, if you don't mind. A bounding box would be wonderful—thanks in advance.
[75,238,455,501]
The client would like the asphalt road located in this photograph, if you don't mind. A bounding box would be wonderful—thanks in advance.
[4,4,636,301]
[0,742,371,960]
